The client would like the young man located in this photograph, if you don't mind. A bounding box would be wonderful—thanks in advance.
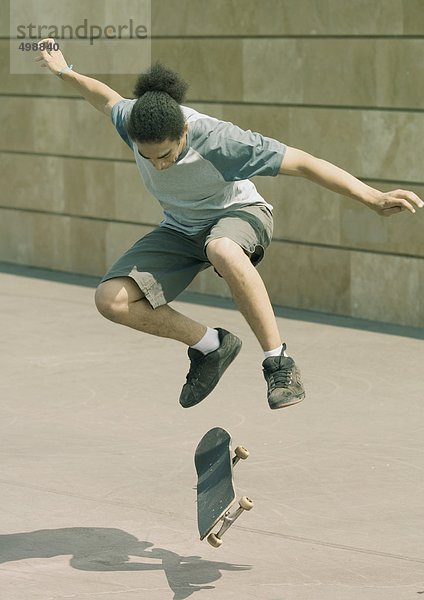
[36,41,423,410]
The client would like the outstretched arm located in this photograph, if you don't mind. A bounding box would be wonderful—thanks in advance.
[35,38,123,116]
[279,146,423,217]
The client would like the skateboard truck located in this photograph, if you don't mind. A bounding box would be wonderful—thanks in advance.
[207,494,254,548]
[206,445,253,548]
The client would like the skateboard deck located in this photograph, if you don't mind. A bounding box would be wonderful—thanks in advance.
[194,426,252,547]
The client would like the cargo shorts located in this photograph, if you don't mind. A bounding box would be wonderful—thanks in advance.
[100,204,273,309]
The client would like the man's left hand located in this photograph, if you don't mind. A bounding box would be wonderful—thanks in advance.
[367,189,423,217]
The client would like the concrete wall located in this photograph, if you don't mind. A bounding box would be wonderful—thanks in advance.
[1,0,423,327]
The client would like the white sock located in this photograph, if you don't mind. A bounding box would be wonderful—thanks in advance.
[190,327,220,355]
[263,344,288,359]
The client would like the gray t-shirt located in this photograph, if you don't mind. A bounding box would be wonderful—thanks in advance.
[112,99,286,234]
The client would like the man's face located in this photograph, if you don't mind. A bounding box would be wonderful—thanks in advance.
[136,125,188,171]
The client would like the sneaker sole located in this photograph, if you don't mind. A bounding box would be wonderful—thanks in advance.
[269,393,305,410]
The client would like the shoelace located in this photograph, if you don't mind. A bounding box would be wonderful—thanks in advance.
[267,358,293,388]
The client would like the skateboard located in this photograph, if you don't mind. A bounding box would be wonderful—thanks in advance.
[194,426,253,548]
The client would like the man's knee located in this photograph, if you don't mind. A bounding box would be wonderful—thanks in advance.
[95,278,144,321]
[206,237,248,275]
[95,281,122,321]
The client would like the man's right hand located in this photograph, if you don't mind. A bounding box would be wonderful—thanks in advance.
[34,38,123,116]
[35,38,70,77]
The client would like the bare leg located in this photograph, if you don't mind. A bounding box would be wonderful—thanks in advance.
[206,238,281,351]
[95,277,206,346]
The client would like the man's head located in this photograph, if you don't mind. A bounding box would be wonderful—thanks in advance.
[135,122,188,171]
[128,63,189,169]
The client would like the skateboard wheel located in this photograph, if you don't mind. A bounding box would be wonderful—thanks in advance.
[235,446,249,460]
[239,496,254,511]
[207,533,223,548]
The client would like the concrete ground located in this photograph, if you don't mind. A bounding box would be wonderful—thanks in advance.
[1,265,423,600]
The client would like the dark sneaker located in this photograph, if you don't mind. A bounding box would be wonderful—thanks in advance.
[262,344,305,409]
[179,328,242,408]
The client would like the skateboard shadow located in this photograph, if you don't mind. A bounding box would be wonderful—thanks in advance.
[0,527,251,600]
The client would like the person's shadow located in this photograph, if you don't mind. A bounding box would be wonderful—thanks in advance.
[0,527,251,599]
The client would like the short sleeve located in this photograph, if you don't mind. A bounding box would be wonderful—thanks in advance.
[197,119,286,181]
[111,99,136,150]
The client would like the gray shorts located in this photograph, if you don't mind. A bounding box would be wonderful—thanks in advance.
[101,205,273,308]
